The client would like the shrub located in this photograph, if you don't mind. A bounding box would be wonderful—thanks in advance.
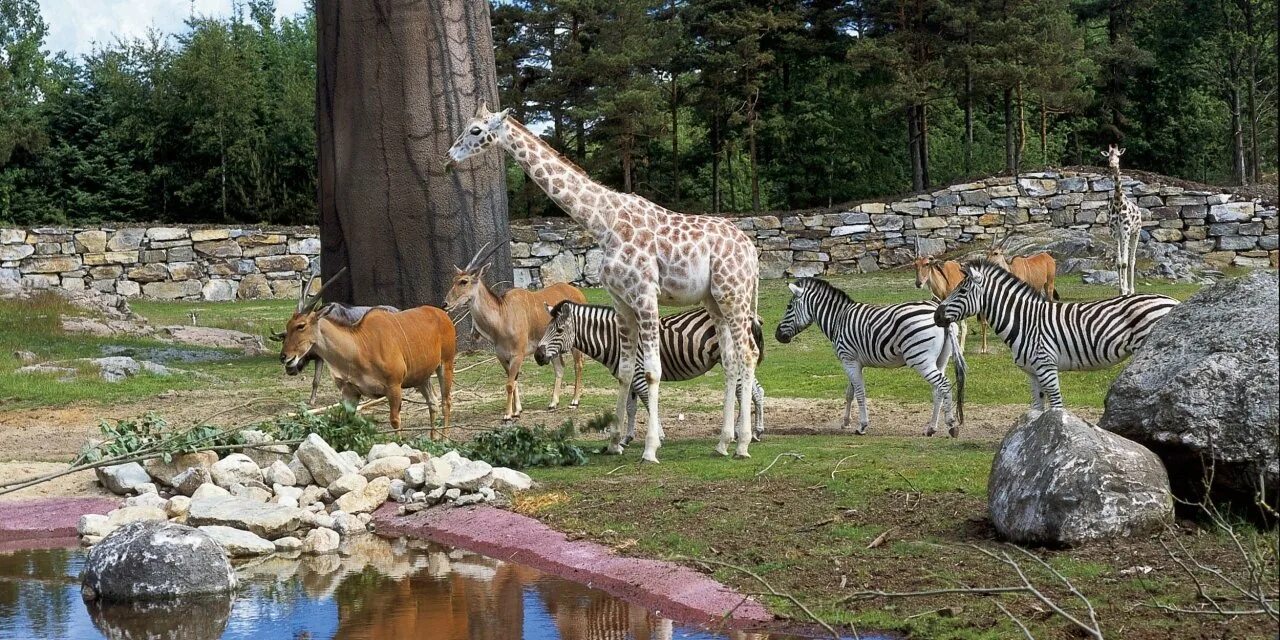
[77,413,240,463]
[260,402,384,456]
[411,421,587,470]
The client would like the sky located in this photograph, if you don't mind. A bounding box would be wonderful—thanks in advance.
[39,0,309,56]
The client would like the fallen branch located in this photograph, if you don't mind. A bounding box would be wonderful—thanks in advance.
[755,452,802,477]
[970,544,1104,640]
[842,585,1030,602]
[677,555,845,639]
[830,454,857,480]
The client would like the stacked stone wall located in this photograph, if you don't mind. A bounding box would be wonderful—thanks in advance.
[2,169,1274,300]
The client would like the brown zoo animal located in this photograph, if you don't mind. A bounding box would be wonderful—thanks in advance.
[986,233,1060,301]
[443,243,587,421]
[279,268,456,439]
[911,253,987,353]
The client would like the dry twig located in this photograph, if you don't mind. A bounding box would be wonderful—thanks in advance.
[755,452,803,477]
[678,555,845,639]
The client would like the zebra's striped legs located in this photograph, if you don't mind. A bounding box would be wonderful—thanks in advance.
[913,361,955,437]
[751,381,765,441]
[1036,365,1066,409]
[608,303,639,455]
[548,354,565,410]
[841,361,869,434]
[623,391,639,445]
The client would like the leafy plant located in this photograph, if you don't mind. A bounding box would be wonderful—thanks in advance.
[411,421,588,470]
[582,412,616,434]
[260,402,384,456]
[77,413,240,463]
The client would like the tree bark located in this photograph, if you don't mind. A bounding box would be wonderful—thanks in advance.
[316,0,509,312]
[919,104,930,190]
[963,64,973,175]
[748,105,760,212]
[1003,88,1016,173]
[1229,86,1246,185]
[907,104,923,191]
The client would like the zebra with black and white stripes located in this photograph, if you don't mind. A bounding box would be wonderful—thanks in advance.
[534,300,765,447]
[933,259,1178,409]
[776,277,966,438]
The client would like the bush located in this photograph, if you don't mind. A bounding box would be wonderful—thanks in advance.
[411,421,587,470]
[259,402,384,456]
[78,413,240,463]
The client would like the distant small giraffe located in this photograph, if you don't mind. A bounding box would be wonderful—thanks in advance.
[446,104,761,462]
[1102,145,1143,295]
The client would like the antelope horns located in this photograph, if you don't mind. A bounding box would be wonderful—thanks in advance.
[463,241,501,272]
[299,266,349,313]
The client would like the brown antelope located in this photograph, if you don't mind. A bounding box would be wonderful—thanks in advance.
[443,244,587,421]
[912,244,983,353]
[279,268,456,438]
[986,231,1060,301]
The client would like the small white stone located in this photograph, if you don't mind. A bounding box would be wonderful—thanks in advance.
[328,473,367,498]
[165,496,192,520]
[273,536,303,552]
[302,527,340,555]
[77,514,111,538]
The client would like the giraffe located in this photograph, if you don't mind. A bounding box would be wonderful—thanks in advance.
[446,103,761,462]
[1102,144,1143,295]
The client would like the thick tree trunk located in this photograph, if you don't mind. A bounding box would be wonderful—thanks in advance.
[907,104,923,191]
[670,76,680,203]
[316,0,509,311]
[1229,87,1246,185]
[1003,88,1016,173]
[963,65,973,175]
[919,104,930,190]
[748,109,760,212]
[711,115,721,213]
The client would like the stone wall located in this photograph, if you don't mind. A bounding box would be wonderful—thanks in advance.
[1,169,1275,300]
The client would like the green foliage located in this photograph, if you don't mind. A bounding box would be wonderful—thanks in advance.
[77,413,240,463]
[412,422,587,470]
[259,402,384,456]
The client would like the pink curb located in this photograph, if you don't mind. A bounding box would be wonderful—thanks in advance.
[373,502,775,629]
[0,497,119,551]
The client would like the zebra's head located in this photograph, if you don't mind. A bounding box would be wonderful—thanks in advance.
[934,263,987,328]
[775,281,815,344]
[535,301,576,366]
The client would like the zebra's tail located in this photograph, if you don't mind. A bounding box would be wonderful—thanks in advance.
[950,325,966,425]
[751,318,765,364]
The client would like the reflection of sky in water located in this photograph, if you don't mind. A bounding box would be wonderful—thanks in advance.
[0,544,870,640]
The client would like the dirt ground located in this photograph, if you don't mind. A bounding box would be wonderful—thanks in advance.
[0,377,1085,502]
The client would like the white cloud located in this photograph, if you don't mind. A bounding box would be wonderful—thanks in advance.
[40,0,309,57]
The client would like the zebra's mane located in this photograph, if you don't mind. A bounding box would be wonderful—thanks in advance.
[965,258,1049,300]
[319,303,400,327]
[548,299,595,318]
[797,277,855,305]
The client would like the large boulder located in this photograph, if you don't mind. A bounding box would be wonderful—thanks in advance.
[80,521,236,602]
[95,462,151,495]
[186,494,305,538]
[209,453,262,488]
[333,476,391,515]
[989,409,1173,546]
[144,451,218,488]
[295,434,358,487]
[1100,271,1279,511]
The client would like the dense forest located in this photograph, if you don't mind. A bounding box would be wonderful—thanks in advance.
[0,0,1274,225]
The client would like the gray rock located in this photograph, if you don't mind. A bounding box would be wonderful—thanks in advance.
[445,460,493,491]
[187,494,305,538]
[144,451,218,488]
[989,409,1173,546]
[302,527,340,555]
[300,485,329,506]
[80,521,236,602]
[230,483,272,503]
[1082,269,1119,286]
[165,496,191,520]
[444,488,461,501]
[107,505,167,528]
[1100,272,1278,512]
[95,462,151,495]
[328,473,368,498]
[91,356,172,382]
[339,450,365,469]
[174,467,213,497]
[359,455,411,480]
[388,479,409,503]
[366,443,406,462]
[210,453,263,488]
[198,525,276,557]
[455,493,485,506]
[403,463,427,488]
[333,476,391,515]
[489,467,533,493]
[330,511,361,536]
[288,455,314,486]
[78,514,112,538]
[273,536,303,552]
[191,483,230,500]
[123,493,168,510]
[239,429,291,468]
[263,460,297,487]
[295,434,358,487]
[420,458,453,490]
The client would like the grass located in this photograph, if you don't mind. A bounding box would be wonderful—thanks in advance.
[0,270,1203,411]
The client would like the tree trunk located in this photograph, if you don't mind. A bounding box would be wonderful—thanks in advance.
[1003,88,1016,173]
[963,64,973,175]
[1229,86,1246,185]
[622,132,634,193]
[316,0,509,313]
[1040,102,1049,161]
[711,114,721,213]
[907,104,923,191]
[670,74,680,203]
[748,107,760,212]
[919,104,930,190]
[1244,1,1259,183]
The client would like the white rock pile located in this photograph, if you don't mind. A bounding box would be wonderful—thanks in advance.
[80,433,535,558]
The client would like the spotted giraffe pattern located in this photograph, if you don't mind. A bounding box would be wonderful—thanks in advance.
[1103,145,1144,296]
[447,104,762,461]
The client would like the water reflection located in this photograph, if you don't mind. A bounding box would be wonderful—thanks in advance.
[1,538,829,640]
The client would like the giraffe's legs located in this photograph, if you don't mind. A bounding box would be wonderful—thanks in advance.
[608,300,639,455]
[1127,230,1140,294]
[636,302,664,463]
[711,310,738,457]
[731,311,757,459]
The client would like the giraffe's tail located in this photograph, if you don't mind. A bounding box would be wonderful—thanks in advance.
[751,317,765,365]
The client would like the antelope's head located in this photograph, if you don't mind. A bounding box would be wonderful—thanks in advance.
[279,267,347,375]
[444,102,512,172]
[443,242,501,313]
[912,257,934,289]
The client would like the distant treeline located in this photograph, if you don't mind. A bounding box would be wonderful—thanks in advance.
[0,0,1275,226]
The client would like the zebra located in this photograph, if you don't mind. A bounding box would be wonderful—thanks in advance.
[933,259,1178,409]
[534,300,765,447]
[776,277,966,438]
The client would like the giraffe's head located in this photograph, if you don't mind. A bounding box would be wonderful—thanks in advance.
[1100,144,1125,171]
[444,102,512,172]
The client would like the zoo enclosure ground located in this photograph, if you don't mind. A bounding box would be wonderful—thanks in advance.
[0,270,1273,639]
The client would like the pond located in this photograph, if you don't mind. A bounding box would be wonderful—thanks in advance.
[0,536,859,640]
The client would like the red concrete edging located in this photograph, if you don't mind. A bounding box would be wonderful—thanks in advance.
[0,497,118,552]
[373,502,775,629]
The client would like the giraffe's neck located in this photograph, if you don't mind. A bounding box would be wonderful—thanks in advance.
[499,122,616,239]
[1110,165,1126,211]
